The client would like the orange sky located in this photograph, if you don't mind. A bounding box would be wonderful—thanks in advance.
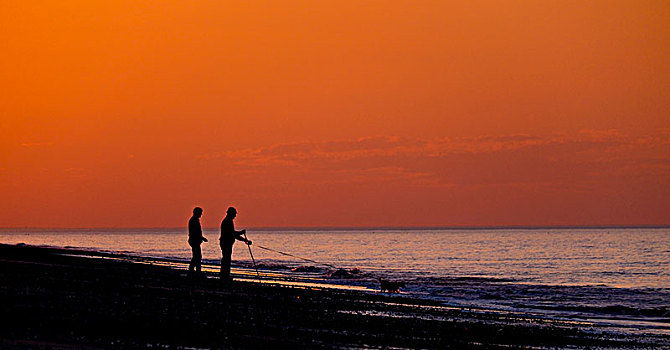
[2,1,669,227]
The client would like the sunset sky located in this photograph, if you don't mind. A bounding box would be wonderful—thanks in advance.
[2,1,669,228]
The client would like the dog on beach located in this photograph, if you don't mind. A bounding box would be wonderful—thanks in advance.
[379,278,405,293]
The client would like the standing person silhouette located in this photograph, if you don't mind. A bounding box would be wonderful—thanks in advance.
[219,207,251,282]
[188,207,208,277]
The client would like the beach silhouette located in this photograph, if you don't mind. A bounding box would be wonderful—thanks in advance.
[219,207,251,282]
[2,241,665,349]
[187,207,207,277]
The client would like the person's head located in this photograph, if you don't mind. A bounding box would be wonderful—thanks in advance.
[193,207,203,218]
[226,206,237,219]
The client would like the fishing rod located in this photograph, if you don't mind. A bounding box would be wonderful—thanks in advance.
[243,231,261,282]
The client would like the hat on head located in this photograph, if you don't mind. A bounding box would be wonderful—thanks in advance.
[226,207,237,214]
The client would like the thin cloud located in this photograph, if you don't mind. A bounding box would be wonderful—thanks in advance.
[194,130,669,188]
[20,142,54,147]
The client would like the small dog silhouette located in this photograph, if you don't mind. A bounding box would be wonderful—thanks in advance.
[379,278,405,293]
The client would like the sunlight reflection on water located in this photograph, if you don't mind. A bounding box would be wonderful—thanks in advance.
[2,228,669,288]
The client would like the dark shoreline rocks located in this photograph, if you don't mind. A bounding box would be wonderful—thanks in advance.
[0,244,662,349]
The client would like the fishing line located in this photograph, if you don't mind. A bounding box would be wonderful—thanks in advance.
[255,244,340,270]
[254,244,390,284]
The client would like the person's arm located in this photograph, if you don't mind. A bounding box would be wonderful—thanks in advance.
[198,222,208,242]
[234,229,251,245]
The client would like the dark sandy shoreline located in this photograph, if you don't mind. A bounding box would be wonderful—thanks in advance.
[0,244,665,349]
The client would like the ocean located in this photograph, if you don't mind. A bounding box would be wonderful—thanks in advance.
[2,227,669,336]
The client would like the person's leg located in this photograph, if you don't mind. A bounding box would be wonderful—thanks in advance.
[194,245,202,273]
[189,244,197,273]
[220,246,232,280]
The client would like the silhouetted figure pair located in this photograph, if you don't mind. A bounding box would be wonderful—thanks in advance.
[187,206,251,282]
[187,207,208,276]
[219,207,251,282]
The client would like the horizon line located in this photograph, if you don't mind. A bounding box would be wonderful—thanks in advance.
[1,224,669,231]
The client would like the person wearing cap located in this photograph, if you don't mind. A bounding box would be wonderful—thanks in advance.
[219,206,251,281]
[188,207,208,277]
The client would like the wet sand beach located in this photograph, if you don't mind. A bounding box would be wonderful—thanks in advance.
[0,244,664,349]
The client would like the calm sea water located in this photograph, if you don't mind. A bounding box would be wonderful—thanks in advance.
[2,227,669,333]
